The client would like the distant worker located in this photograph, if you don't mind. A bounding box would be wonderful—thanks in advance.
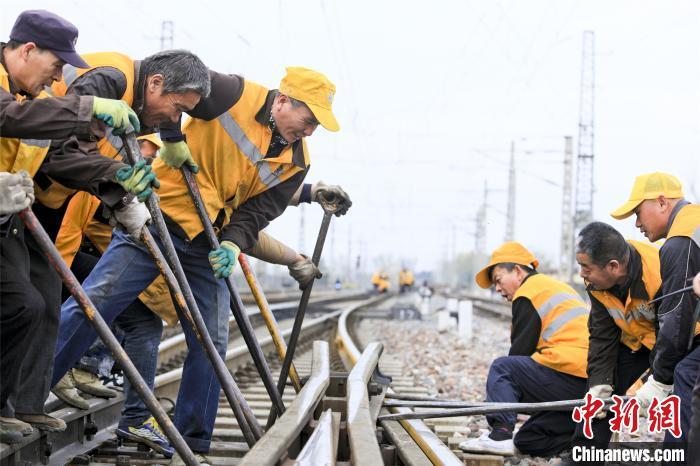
[567,222,659,455]
[371,271,382,292]
[611,172,699,444]
[460,242,589,458]
[399,268,415,293]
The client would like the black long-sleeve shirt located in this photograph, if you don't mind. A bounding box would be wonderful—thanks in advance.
[161,71,307,251]
[509,273,542,356]
[652,201,700,384]
[585,244,650,387]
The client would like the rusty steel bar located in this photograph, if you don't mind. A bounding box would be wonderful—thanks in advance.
[267,210,333,429]
[121,132,262,443]
[19,208,199,466]
[239,253,302,392]
[377,396,629,421]
[179,165,286,418]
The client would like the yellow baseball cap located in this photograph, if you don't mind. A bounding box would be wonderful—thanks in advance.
[475,242,539,289]
[279,66,339,132]
[610,172,684,220]
[137,133,163,149]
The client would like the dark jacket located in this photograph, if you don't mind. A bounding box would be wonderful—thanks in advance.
[652,201,700,384]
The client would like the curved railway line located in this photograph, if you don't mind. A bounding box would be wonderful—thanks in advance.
[1,290,513,466]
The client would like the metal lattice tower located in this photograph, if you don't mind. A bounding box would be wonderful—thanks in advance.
[160,21,174,50]
[560,136,574,281]
[574,31,595,233]
[504,141,516,242]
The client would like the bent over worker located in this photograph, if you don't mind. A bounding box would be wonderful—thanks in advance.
[459,242,589,458]
[0,9,148,435]
[611,172,700,443]
[53,66,340,466]
[568,222,659,456]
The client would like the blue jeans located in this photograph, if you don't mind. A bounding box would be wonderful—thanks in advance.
[115,299,163,429]
[53,226,230,452]
[485,355,587,457]
[667,345,700,443]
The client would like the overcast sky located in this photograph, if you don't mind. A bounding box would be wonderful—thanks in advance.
[3,0,699,279]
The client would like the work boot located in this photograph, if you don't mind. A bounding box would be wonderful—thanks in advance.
[72,368,118,398]
[116,417,175,458]
[170,452,211,465]
[0,424,23,444]
[15,413,67,432]
[51,373,90,410]
[459,432,515,456]
[0,416,33,436]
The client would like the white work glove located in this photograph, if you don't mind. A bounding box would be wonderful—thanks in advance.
[693,272,700,297]
[0,171,34,215]
[636,375,673,416]
[311,181,352,216]
[110,198,151,239]
[586,384,613,419]
[288,254,322,289]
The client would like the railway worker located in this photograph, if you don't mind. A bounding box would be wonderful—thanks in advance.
[399,268,415,293]
[690,271,700,466]
[0,9,150,436]
[459,242,589,458]
[611,172,700,443]
[568,222,659,454]
[52,66,341,465]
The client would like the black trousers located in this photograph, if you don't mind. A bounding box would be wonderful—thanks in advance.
[571,344,650,450]
[0,215,48,411]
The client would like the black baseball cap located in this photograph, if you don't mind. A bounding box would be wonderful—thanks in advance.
[9,10,89,68]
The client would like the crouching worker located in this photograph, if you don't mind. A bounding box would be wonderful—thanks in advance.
[567,222,659,457]
[459,242,589,457]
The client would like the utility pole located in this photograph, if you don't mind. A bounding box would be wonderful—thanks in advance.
[298,204,306,253]
[504,141,516,242]
[560,136,574,282]
[474,181,488,253]
[574,31,595,238]
[160,21,174,50]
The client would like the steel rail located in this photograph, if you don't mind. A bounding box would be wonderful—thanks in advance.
[335,296,462,466]
[240,341,330,466]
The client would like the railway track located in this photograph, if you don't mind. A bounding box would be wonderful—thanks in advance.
[1,290,508,465]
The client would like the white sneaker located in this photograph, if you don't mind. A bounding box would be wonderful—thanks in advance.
[458,432,515,456]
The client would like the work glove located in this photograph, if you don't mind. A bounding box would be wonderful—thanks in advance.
[114,159,160,202]
[92,97,140,135]
[109,198,151,239]
[159,141,199,173]
[586,384,613,419]
[635,375,673,416]
[693,272,700,297]
[288,254,323,289]
[208,241,240,279]
[311,181,352,216]
[0,171,34,215]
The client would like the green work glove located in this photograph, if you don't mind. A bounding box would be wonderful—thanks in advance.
[159,141,199,173]
[114,159,160,202]
[208,240,240,279]
[92,97,140,135]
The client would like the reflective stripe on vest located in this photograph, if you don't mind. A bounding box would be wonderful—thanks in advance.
[0,64,51,177]
[216,111,285,191]
[513,273,590,378]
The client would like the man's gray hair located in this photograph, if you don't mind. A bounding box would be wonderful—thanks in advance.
[141,49,210,97]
